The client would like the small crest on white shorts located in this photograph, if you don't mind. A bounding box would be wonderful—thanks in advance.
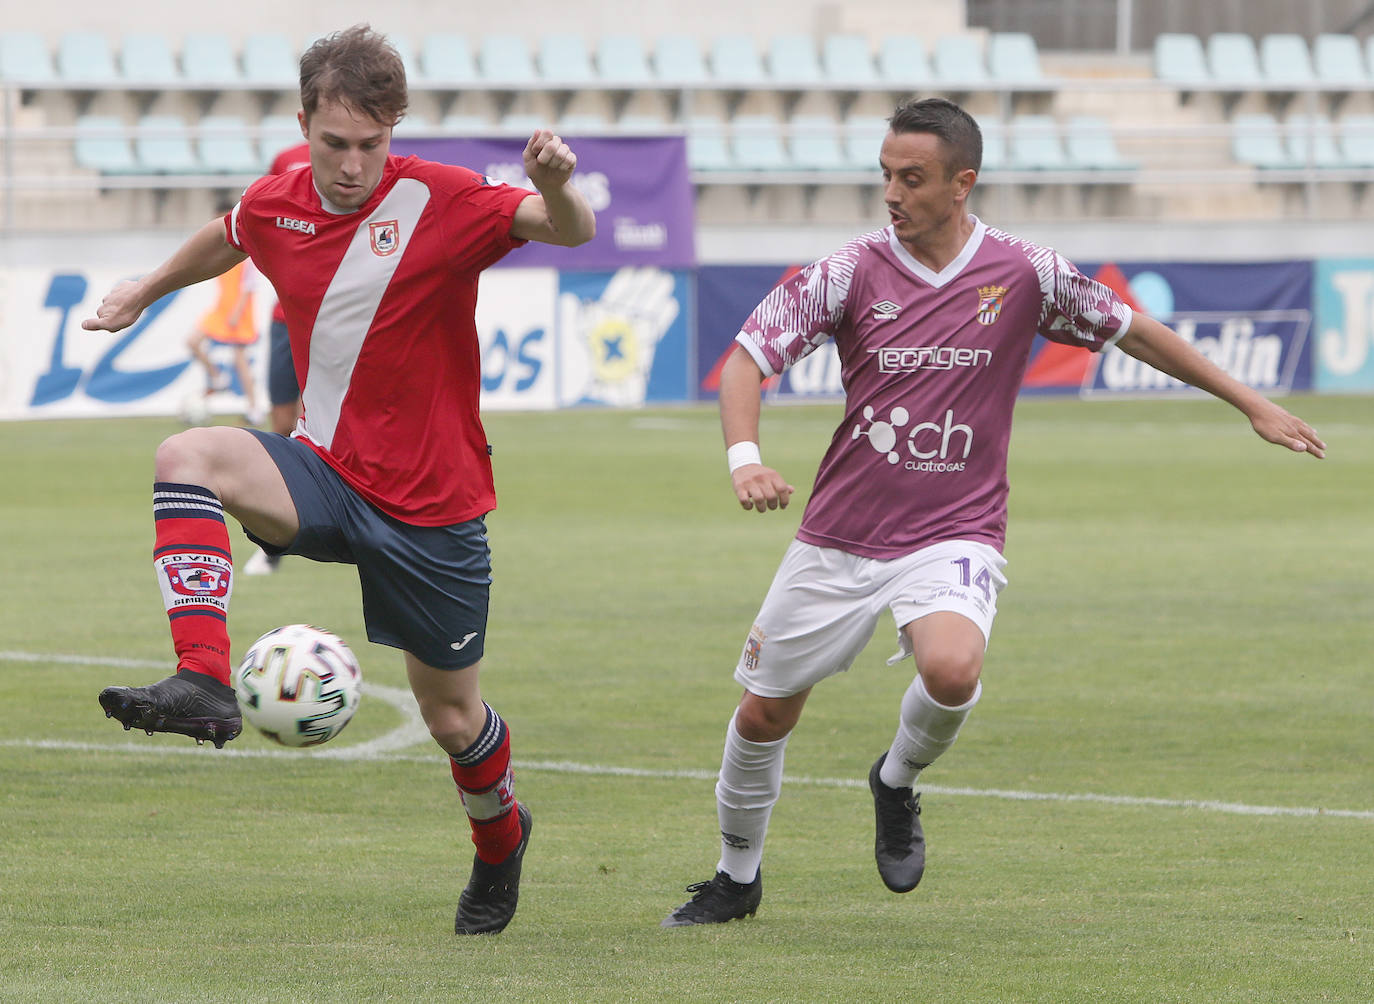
[743,624,765,674]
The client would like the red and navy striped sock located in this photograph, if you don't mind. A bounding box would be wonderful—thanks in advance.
[152,482,233,686]
[449,703,521,863]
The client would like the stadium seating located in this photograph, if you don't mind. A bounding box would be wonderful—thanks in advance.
[56,32,118,85]
[653,35,710,84]
[135,114,200,173]
[1259,34,1316,87]
[539,35,596,84]
[0,31,56,82]
[181,33,241,85]
[1231,113,1299,169]
[821,35,878,87]
[1337,114,1374,167]
[73,115,137,173]
[197,114,261,172]
[843,115,889,170]
[686,116,733,170]
[710,35,767,84]
[1008,115,1069,170]
[120,33,179,85]
[1284,114,1343,168]
[730,114,790,170]
[878,35,932,87]
[241,33,297,88]
[767,35,824,86]
[1207,33,1264,87]
[595,34,654,86]
[421,34,477,85]
[478,34,537,85]
[987,32,1043,84]
[1312,33,1368,86]
[932,35,990,88]
[979,117,1007,171]
[1064,116,1135,171]
[1154,33,1210,85]
[788,115,847,170]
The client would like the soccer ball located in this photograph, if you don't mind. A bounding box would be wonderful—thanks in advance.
[178,390,211,426]
[234,624,363,747]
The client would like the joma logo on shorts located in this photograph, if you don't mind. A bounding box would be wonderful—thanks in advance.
[276,216,317,235]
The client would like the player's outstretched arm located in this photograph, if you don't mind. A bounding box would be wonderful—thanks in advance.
[1114,314,1326,459]
[81,219,247,334]
[510,130,596,247]
[720,345,796,513]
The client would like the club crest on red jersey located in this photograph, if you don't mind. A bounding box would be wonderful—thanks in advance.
[369,219,400,256]
[976,285,1008,326]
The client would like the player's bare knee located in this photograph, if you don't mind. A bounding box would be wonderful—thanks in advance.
[418,700,485,753]
[735,693,802,743]
[917,647,983,705]
[154,429,216,485]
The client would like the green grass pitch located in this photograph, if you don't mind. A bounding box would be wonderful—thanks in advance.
[1,394,1371,1002]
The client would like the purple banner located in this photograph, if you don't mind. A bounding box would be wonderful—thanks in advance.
[393,135,696,269]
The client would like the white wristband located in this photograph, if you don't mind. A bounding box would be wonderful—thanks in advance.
[726,441,763,473]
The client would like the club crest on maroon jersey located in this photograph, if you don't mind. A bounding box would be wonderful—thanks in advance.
[976,285,1008,326]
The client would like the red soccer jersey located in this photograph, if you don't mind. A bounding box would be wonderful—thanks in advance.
[226,154,531,525]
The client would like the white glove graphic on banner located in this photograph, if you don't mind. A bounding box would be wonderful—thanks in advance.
[571,267,680,406]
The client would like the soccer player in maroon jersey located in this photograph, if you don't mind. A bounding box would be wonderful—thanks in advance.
[82,25,595,935]
[663,97,1324,926]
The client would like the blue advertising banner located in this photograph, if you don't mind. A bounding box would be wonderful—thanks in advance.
[392,136,696,270]
[1313,258,1374,392]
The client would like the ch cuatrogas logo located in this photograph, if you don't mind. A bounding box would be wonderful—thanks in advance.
[852,406,973,472]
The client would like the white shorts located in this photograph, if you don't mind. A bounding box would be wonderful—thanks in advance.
[734,538,1008,699]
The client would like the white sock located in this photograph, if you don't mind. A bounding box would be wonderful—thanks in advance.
[714,711,789,884]
[879,675,981,790]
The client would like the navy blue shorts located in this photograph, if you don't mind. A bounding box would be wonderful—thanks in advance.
[266,318,300,407]
[244,430,491,669]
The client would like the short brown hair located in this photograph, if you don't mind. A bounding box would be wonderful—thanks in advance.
[299,24,408,126]
[889,97,982,176]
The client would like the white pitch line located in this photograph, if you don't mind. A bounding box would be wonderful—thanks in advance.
[4,650,1373,822]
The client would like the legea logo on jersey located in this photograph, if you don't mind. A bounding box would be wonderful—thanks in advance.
[276,216,317,235]
[870,345,994,372]
[853,406,973,472]
[369,220,400,256]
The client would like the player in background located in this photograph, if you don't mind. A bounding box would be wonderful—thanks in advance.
[662,97,1324,927]
[184,248,264,426]
[82,25,595,936]
[242,140,311,576]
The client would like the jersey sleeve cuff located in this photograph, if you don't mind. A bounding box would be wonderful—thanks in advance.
[733,332,777,377]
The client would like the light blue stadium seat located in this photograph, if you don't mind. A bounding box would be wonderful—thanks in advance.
[241,33,297,87]
[387,34,419,85]
[1259,34,1315,87]
[421,34,476,84]
[120,33,179,85]
[595,34,653,85]
[842,115,889,170]
[710,35,767,84]
[0,32,55,83]
[653,35,709,84]
[74,115,137,173]
[197,115,261,173]
[1153,33,1209,85]
[617,113,672,133]
[822,35,877,86]
[1313,33,1368,86]
[1285,114,1343,168]
[1064,116,1134,170]
[57,31,118,85]
[1009,115,1068,170]
[1231,113,1298,168]
[878,35,931,86]
[539,35,595,83]
[932,35,989,87]
[439,112,492,134]
[731,114,789,169]
[979,117,1006,171]
[498,112,546,135]
[478,34,537,84]
[181,33,241,85]
[558,111,609,134]
[1339,114,1374,167]
[788,115,846,170]
[988,32,1042,84]
[1207,33,1263,87]
[136,114,199,172]
[258,114,303,158]
[686,116,733,171]
[768,34,824,85]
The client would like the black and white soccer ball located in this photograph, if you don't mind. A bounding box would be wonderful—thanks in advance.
[234,624,363,747]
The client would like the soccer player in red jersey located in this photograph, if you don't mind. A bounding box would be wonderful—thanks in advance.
[83,25,595,935]
[663,97,1325,926]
